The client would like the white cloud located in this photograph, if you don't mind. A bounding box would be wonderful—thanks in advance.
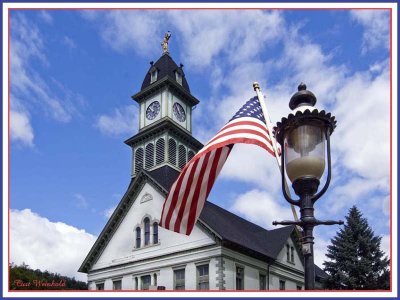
[220,144,281,192]
[82,10,283,67]
[350,10,390,53]
[231,189,295,230]
[95,105,138,137]
[38,11,53,24]
[10,109,34,147]
[10,209,96,281]
[167,10,283,68]
[333,65,390,181]
[81,10,161,56]
[313,237,331,268]
[62,36,77,49]
[10,13,85,146]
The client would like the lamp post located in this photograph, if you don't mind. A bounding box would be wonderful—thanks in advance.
[273,83,343,290]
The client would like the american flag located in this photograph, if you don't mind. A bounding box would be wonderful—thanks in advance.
[160,96,276,235]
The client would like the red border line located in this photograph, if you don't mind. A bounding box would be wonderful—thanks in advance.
[6,6,394,293]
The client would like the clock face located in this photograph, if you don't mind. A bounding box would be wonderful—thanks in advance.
[173,102,186,122]
[146,101,160,120]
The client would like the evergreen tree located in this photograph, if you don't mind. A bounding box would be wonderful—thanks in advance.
[323,206,390,290]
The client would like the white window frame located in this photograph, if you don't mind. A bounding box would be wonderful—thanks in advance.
[112,279,122,290]
[279,279,286,290]
[196,264,209,290]
[259,273,267,290]
[235,265,244,290]
[150,69,158,83]
[174,268,186,290]
[95,282,105,290]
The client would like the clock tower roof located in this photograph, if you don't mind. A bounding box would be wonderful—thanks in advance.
[140,53,191,93]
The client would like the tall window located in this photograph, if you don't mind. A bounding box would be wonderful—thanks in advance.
[259,274,266,290]
[174,269,185,290]
[178,145,186,169]
[197,264,209,290]
[156,138,165,165]
[236,266,244,290]
[135,227,141,248]
[113,280,122,290]
[168,139,177,165]
[286,244,290,261]
[145,143,154,169]
[290,246,295,263]
[134,148,144,174]
[153,222,159,244]
[279,280,286,290]
[144,218,150,246]
[96,283,104,290]
[141,275,151,290]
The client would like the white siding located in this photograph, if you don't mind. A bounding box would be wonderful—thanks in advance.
[92,183,215,271]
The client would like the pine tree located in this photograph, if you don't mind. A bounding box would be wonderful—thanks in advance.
[323,206,389,290]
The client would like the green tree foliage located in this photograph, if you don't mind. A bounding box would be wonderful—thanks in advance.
[9,262,87,290]
[323,206,390,290]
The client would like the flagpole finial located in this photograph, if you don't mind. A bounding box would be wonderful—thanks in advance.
[253,82,260,91]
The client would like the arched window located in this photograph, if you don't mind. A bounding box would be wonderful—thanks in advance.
[145,143,154,169]
[188,150,195,162]
[178,145,187,169]
[144,218,150,246]
[134,148,144,174]
[136,227,141,248]
[168,139,177,165]
[156,138,165,165]
[153,222,159,244]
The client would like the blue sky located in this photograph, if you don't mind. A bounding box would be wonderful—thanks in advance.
[8,7,392,281]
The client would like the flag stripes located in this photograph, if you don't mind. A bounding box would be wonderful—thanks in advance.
[160,97,276,235]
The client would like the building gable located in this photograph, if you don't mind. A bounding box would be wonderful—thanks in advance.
[79,170,216,274]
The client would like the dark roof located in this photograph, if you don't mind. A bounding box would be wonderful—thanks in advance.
[315,264,328,280]
[200,201,295,259]
[141,53,190,92]
[148,166,180,191]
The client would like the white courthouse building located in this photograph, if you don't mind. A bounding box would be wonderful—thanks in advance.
[78,38,326,291]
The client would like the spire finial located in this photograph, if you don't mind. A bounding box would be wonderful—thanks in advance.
[161,31,171,54]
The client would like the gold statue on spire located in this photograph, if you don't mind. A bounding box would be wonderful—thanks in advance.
[161,31,171,54]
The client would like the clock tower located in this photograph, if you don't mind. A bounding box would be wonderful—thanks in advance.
[125,33,203,178]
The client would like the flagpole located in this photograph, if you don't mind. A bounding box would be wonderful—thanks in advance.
[252,82,301,228]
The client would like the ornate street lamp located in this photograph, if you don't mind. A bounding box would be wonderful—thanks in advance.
[273,83,343,290]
